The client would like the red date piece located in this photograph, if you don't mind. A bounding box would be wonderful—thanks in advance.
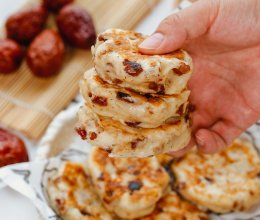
[0,39,24,74]
[172,63,190,76]
[123,59,143,76]
[0,128,29,167]
[56,4,96,49]
[5,5,48,45]
[43,0,74,13]
[92,96,108,106]
[26,30,65,77]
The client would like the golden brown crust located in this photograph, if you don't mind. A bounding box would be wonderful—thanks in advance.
[172,139,260,213]
[87,147,170,219]
[138,191,209,220]
[47,162,113,220]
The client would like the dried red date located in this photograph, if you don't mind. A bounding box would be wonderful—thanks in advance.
[0,39,24,74]
[89,132,97,140]
[56,4,96,49]
[165,117,181,125]
[5,5,47,44]
[148,82,165,94]
[173,63,190,75]
[125,121,141,128]
[92,96,108,106]
[98,34,107,42]
[43,0,74,13]
[26,30,65,77]
[123,59,143,76]
[176,104,184,115]
[0,128,29,167]
[116,92,134,103]
[75,127,87,140]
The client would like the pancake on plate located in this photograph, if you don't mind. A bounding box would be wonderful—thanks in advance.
[138,191,209,220]
[92,28,193,95]
[77,105,191,157]
[172,139,260,213]
[86,146,170,219]
[47,162,113,220]
[80,68,189,128]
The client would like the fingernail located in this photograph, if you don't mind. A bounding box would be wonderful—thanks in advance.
[139,33,165,49]
[196,134,204,147]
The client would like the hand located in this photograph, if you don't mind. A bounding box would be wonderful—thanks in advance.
[139,0,260,155]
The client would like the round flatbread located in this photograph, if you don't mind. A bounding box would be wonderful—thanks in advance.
[47,162,113,220]
[87,146,170,219]
[172,139,260,213]
[138,191,209,220]
[77,105,191,157]
[80,68,190,128]
[92,28,192,95]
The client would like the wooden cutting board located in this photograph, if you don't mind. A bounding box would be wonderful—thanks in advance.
[0,0,159,140]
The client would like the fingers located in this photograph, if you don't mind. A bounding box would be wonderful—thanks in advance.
[195,120,243,154]
[195,128,227,154]
[167,136,196,157]
[139,0,220,54]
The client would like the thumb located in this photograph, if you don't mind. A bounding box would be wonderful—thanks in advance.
[139,0,219,54]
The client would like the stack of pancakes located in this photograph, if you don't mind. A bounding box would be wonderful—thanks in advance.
[77,29,193,157]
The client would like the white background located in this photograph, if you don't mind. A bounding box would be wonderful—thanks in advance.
[0,0,174,219]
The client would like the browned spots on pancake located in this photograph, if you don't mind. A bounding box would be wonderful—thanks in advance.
[173,63,190,76]
[150,61,157,67]
[165,117,181,125]
[94,75,109,87]
[75,127,87,140]
[114,39,122,45]
[142,94,161,105]
[232,201,239,209]
[125,121,141,128]
[148,82,165,94]
[249,190,255,196]
[55,198,65,212]
[89,132,97,140]
[177,104,184,115]
[92,96,108,106]
[98,173,104,181]
[204,176,214,183]
[116,91,134,103]
[176,182,186,191]
[112,78,122,84]
[128,165,141,175]
[88,92,92,98]
[123,59,143,76]
[105,149,112,154]
[148,82,159,91]
[80,210,91,216]
[106,62,113,67]
[131,138,143,149]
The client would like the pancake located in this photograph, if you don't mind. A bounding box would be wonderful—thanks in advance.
[47,162,113,220]
[86,146,170,219]
[92,28,192,95]
[172,139,260,213]
[80,68,190,128]
[77,105,191,157]
[138,191,209,220]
